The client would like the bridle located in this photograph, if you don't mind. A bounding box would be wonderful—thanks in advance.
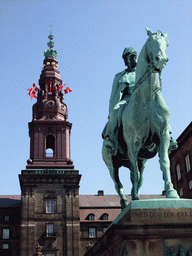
[133,37,162,92]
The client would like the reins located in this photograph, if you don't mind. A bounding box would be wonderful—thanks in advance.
[133,42,162,93]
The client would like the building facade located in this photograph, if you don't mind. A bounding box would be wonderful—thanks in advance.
[169,122,192,199]
[0,196,21,256]
[0,193,166,256]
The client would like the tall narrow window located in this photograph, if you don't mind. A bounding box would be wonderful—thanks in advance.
[89,228,96,238]
[46,135,55,157]
[179,188,183,197]
[185,154,191,172]
[3,229,9,239]
[46,224,54,236]
[189,180,192,190]
[46,200,54,213]
[176,164,181,180]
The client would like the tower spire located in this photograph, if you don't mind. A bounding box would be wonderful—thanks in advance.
[44,26,58,58]
[27,30,73,169]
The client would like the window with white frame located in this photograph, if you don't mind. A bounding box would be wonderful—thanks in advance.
[185,154,191,172]
[3,229,9,239]
[179,188,183,197]
[2,244,9,249]
[46,224,54,236]
[176,164,181,180]
[46,200,54,213]
[189,180,192,190]
[89,228,96,238]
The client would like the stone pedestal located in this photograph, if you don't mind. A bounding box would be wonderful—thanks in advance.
[84,199,192,256]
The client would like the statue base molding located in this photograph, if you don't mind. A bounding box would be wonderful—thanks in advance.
[84,199,192,256]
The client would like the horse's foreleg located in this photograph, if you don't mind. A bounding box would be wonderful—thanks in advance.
[137,159,147,194]
[109,167,128,209]
[158,130,179,199]
[127,146,140,200]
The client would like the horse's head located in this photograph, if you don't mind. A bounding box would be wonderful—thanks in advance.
[146,27,169,71]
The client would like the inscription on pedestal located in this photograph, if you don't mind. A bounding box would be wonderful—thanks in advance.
[129,208,192,224]
[134,210,191,218]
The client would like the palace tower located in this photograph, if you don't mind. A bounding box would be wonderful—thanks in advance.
[19,31,81,256]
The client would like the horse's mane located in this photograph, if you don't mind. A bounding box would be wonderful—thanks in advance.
[135,40,148,84]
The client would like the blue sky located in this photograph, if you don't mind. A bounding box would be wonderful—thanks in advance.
[0,0,191,196]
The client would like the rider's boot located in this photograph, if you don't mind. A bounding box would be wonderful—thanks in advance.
[104,136,117,155]
[168,137,178,153]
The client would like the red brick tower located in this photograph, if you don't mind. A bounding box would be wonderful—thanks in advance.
[19,30,81,256]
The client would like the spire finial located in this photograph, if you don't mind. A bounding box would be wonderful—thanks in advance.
[49,25,53,34]
[44,26,58,58]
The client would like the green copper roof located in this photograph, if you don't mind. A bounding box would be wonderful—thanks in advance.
[44,27,58,58]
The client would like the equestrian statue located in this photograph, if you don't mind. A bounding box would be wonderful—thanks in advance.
[102,27,180,209]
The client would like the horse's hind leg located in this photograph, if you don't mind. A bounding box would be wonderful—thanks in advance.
[158,129,179,199]
[109,167,128,209]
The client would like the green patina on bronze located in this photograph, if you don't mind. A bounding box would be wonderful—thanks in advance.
[102,28,179,209]
[44,26,58,58]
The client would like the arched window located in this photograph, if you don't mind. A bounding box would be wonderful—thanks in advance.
[46,135,55,157]
[101,214,108,220]
[86,214,95,220]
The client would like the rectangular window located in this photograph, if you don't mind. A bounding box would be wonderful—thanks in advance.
[185,154,191,172]
[89,228,96,238]
[103,227,108,234]
[189,180,192,190]
[2,244,9,249]
[176,164,181,180]
[46,224,54,236]
[4,216,9,221]
[3,229,9,239]
[46,200,54,213]
[179,188,183,197]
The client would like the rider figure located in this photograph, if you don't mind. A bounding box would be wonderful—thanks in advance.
[102,47,177,155]
[102,47,137,154]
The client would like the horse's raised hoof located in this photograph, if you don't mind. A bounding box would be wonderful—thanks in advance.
[120,199,128,210]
